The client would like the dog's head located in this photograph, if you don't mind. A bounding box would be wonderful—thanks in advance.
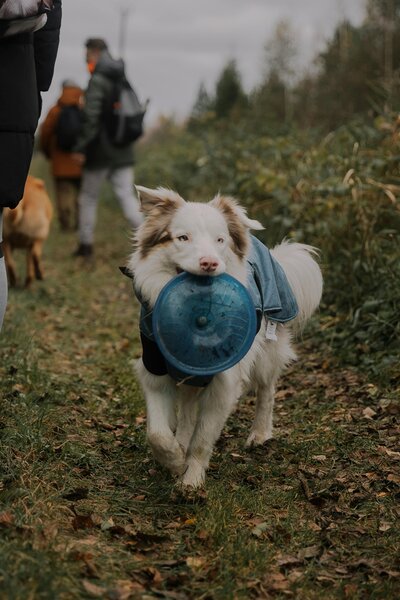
[134,186,263,278]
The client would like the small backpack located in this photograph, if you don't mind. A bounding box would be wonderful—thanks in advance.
[55,105,83,152]
[104,77,147,147]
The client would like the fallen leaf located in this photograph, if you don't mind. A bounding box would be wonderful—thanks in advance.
[100,517,115,531]
[363,407,377,419]
[277,555,302,570]
[73,535,99,546]
[247,517,266,527]
[0,512,14,527]
[312,455,327,462]
[268,572,291,591]
[111,581,146,600]
[297,545,320,560]
[165,521,181,530]
[344,584,358,598]
[387,473,400,484]
[144,567,162,584]
[251,522,269,538]
[378,446,400,459]
[197,529,209,540]
[82,580,104,597]
[186,556,205,570]
[287,569,303,582]
[308,522,322,532]
[72,514,96,531]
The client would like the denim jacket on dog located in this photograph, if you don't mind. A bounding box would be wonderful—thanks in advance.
[130,235,298,386]
[246,235,298,323]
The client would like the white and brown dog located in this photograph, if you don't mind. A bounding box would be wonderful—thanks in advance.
[127,186,323,489]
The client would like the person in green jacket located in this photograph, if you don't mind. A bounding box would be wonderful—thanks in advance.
[72,38,142,258]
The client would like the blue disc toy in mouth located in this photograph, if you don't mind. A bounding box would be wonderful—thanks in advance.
[152,272,257,377]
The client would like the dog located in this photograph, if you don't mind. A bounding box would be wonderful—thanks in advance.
[127,186,323,489]
[3,175,53,288]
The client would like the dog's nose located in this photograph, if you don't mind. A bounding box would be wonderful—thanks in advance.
[199,256,219,272]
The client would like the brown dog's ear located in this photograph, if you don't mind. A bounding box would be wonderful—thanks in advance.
[210,195,264,258]
[210,194,264,231]
[135,186,186,215]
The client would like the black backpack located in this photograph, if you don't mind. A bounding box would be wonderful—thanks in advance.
[55,105,83,152]
[104,77,147,147]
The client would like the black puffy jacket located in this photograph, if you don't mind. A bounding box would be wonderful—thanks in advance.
[74,51,135,170]
[0,0,62,209]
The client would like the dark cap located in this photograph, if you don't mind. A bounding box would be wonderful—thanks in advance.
[62,78,80,89]
[85,38,108,51]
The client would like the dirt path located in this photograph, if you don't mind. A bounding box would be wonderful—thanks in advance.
[0,201,399,599]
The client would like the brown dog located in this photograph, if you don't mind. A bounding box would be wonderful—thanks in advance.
[3,175,53,287]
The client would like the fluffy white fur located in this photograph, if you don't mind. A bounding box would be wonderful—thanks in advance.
[128,186,323,489]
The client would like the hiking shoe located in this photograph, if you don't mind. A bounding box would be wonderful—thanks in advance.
[72,243,93,258]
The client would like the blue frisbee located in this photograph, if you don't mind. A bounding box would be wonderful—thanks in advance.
[152,272,257,377]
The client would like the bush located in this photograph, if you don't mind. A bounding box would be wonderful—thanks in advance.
[136,115,400,384]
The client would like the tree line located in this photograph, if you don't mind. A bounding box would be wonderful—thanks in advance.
[189,0,400,132]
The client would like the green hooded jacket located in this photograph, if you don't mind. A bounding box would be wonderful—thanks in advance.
[74,50,134,169]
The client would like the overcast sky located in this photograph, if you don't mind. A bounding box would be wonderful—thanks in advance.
[42,0,366,125]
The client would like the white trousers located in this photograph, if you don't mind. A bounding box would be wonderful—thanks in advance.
[78,166,143,245]
[0,209,7,331]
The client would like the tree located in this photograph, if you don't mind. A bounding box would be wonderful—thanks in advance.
[190,82,213,120]
[262,19,298,123]
[214,59,247,119]
[250,69,286,131]
[366,0,400,20]
[365,0,400,109]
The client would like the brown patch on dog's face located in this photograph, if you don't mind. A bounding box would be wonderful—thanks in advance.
[139,223,172,258]
[210,195,249,259]
[137,199,180,258]
[135,187,187,258]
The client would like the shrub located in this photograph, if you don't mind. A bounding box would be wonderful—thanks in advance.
[136,115,400,384]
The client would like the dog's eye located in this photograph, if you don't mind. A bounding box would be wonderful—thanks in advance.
[177,234,189,242]
[217,237,225,244]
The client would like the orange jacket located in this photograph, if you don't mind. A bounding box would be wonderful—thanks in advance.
[39,86,83,179]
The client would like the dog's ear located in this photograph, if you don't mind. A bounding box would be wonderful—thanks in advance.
[135,186,186,215]
[210,194,264,258]
[210,195,264,231]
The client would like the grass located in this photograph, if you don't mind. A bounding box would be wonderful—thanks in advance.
[0,161,399,599]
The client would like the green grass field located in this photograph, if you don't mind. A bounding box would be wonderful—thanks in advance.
[0,164,399,599]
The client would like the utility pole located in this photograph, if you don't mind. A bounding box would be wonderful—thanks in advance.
[118,5,131,60]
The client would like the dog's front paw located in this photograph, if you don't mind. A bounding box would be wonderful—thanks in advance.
[245,430,273,448]
[178,459,205,490]
[148,433,186,475]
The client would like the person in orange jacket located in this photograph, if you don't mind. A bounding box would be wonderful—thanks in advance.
[40,79,83,231]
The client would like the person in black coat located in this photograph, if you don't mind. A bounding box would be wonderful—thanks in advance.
[0,0,62,329]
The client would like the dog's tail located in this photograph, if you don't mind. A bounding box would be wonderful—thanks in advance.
[270,240,323,333]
